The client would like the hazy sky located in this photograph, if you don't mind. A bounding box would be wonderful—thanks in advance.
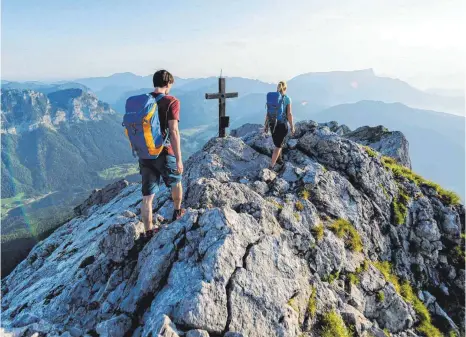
[1,0,464,89]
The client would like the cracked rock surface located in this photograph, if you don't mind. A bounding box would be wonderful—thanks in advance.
[1,121,464,337]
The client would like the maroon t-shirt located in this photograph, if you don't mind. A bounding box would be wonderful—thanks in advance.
[153,93,180,156]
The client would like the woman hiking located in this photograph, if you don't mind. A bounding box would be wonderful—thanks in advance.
[264,80,295,169]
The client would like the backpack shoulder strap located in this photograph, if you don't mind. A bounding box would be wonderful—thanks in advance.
[149,92,165,103]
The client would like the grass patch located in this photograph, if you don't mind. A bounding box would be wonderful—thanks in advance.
[348,273,359,285]
[295,201,304,211]
[453,245,465,264]
[269,200,283,210]
[383,328,390,336]
[323,270,340,284]
[1,192,26,219]
[363,145,377,158]
[98,163,139,180]
[329,219,363,252]
[399,280,443,337]
[449,331,459,337]
[287,297,299,312]
[355,259,370,274]
[373,261,401,293]
[417,321,443,337]
[321,310,352,337]
[380,183,390,199]
[299,189,311,200]
[381,156,460,206]
[312,223,325,242]
[393,190,409,225]
[308,286,317,318]
[377,291,385,302]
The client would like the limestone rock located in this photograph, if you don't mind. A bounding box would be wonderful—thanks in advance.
[2,120,463,337]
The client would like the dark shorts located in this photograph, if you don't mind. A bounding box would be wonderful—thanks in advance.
[270,122,288,148]
[139,154,182,196]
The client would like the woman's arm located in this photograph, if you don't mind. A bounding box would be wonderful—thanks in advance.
[287,104,295,134]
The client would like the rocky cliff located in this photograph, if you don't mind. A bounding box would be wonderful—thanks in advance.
[1,121,464,337]
[1,88,115,134]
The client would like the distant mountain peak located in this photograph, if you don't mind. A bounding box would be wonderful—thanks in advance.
[1,88,115,134]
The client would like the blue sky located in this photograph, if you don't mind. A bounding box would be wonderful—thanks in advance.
[1,0,464,89]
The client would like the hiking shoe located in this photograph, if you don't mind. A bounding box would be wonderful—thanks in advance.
[135,227,160,250]
[172,209,186,222]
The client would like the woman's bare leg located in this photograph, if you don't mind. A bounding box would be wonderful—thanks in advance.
[270,147,282,168]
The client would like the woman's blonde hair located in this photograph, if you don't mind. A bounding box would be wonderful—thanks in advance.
[277,81,287,94]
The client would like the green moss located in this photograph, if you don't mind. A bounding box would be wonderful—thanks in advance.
[312,223,325,242]
[373,261,401,294]
[383,328,390,336]
[295,201,305,211]
[363,145,377,158]
[308,286,317,318]
[329,219,363,252]
[449,330,459,337]
[381,156,461,206]
[377,291,385,302]
[348,273,360,285]
[321,310,352,337]
[294,213,301,221]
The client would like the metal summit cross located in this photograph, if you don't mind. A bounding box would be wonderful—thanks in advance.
[205,76,238,138]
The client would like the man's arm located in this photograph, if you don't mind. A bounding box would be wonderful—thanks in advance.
[168,119,183,173]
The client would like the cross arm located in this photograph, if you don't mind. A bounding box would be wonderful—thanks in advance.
[205,92,239,100]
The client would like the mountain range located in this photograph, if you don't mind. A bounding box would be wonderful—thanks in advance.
[1,88,133,198]
[1,69,464,278]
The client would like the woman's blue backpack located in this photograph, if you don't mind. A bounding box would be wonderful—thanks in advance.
[266,92,286,131]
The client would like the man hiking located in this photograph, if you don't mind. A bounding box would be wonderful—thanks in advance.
[123,69,185,242]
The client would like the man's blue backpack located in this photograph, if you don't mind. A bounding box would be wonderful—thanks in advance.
[266,92,286,132]
[122,93,169,159]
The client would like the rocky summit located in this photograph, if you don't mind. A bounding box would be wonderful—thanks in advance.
[1,121,464,337]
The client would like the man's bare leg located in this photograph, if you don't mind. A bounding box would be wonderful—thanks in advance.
[141,194,155,231]
[270,147,282,168]
[172,182,183,211]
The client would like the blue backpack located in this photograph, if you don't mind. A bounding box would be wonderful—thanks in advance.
[266,92,286,131]
[122,93,169,159]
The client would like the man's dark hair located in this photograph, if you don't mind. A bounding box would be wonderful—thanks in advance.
[153,70,174,88]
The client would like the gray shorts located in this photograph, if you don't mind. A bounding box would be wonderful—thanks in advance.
[139,154,182,196]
